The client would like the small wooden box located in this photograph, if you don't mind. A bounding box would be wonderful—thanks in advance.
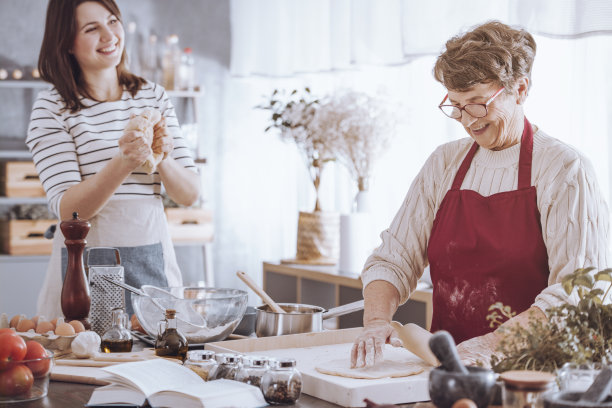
[0,219,56,255]
[165,208,213,243]
[0,161,45,197]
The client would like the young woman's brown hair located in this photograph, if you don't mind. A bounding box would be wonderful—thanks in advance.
[38,0,146,113]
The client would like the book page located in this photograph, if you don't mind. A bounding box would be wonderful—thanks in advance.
[151,379,267,408]
[87,384,146,406]
[102,359,203,397]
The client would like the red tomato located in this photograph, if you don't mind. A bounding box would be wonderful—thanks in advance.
[0,333,27,371]
[24,341,51,378]
[0,364,34,397]
[0,329,15,336]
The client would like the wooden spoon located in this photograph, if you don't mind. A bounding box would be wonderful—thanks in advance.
[236,271,285,314]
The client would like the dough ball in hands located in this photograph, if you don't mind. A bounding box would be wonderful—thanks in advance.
[124,108,163,174]
[152,117,171,161]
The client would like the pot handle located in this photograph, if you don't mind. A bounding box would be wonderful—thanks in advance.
[322,300,364,320]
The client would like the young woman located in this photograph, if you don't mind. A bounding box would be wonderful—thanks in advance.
[27,0,200,317]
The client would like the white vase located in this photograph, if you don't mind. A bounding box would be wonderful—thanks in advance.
[339,213,371,274]
[353,189,372,213]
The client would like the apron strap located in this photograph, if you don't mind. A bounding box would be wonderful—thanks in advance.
[518,117,534,189]
[451,142,479,190]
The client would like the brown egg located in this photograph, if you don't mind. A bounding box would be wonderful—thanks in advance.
[68,320,85,333]
[16,318,36,332]
[10,314,24,328]
[31,316,40,325]
[36,321,56,334]
[50,317,59,326]
[452,399,478,408]
[55,322,76,336]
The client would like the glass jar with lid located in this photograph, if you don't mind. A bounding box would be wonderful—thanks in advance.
[210,353,241,380]
[184,350,218,381]
[100,308,133,353]
[235,356,269,388]
[500,370,556,408]
[261,358,302,405]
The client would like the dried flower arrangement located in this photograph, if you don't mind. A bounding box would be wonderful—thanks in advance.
[309,90,396,193]
[488,267,612,373]
[259,88,336,212]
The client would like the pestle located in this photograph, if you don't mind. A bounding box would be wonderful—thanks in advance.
[428,330,469,374]
[579,366,612,403]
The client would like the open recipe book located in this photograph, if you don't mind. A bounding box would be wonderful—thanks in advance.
[87,359,267,408]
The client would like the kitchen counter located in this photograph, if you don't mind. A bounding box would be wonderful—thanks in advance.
[29,337,422,408]
[18,380,392,407]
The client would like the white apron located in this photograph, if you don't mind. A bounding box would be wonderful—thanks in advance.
[37,197,182,318]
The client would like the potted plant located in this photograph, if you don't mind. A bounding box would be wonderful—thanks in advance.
[309,90,396,213]
[488,267,612,373]
[259,88,339,264]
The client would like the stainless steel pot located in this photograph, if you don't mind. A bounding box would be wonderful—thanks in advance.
[255,299,364,337]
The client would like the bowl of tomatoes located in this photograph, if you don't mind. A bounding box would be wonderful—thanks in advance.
[0,329,54,403]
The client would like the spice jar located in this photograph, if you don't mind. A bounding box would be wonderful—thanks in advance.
[261,358,302,405]
[211,353,241,380]
[500,370,556,408]
[184,350,218,381]
[235,356,269,388]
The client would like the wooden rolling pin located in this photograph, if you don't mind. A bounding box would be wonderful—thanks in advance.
[390,321,439,366]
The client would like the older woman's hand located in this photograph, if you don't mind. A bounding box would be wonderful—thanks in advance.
[118,130,152,169]
[456,331,502,368]
[350,321,402,368]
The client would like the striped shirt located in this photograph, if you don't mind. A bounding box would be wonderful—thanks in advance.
[26,82,196,217]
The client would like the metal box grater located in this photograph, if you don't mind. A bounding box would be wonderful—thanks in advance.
[87,247,125,336]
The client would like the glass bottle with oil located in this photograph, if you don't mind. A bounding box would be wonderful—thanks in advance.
[155,309,188,361]
[101,307,133,353]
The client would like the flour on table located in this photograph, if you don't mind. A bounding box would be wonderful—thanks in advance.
[315,358,425,380]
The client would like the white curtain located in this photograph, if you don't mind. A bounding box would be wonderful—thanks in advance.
[212,0,612,297]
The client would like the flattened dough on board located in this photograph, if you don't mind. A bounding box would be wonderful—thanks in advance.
[315,358,425,379]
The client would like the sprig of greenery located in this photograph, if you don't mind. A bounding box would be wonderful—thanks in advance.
[489,267,612,373]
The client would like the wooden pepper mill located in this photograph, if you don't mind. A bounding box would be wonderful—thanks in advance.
[60,211,91,329]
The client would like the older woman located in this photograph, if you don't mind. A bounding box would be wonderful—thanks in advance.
[351,21,610,368]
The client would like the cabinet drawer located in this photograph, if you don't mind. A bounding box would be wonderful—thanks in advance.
[165,208,213,243]
[0,161,45,197]
[0,219,56,255]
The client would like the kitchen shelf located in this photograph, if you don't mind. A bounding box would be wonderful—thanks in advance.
[0,151,31,159]
[0,197,47,205]
[0,80,50,89]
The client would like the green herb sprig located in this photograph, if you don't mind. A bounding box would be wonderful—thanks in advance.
[489,267,612,373]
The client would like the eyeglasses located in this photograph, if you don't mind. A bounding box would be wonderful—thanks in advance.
[438,87,505,119]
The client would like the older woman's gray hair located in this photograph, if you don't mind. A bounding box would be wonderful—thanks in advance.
[433,20,536,92]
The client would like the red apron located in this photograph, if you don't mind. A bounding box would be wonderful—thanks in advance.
[427,118,549,344]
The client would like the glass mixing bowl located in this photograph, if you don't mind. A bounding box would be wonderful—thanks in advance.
[132,287,248,343]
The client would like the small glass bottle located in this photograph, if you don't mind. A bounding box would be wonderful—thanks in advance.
[210,353,241,380]
[162,34,181,90]
[184,350,218,381]
[154,309,189,362]
[235,356,269,388]
[500,370,556,408]
[261,358,302,405]
[100,308,133,353]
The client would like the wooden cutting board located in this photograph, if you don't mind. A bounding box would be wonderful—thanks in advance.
[51,349,175,384]
[206,328,432,407]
